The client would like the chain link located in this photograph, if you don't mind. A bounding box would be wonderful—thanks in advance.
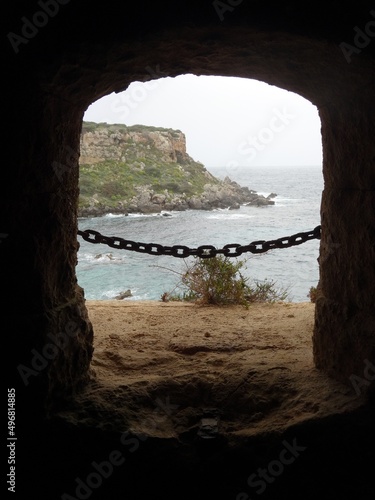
[77,225,321,258]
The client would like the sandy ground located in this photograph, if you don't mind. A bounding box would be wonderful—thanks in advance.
[64,300,365,444]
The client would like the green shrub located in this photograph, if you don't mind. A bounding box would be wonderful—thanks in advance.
[100,180,127,197]
[245,279,289,303]
[144,165,160,177]
[160,255,289,307]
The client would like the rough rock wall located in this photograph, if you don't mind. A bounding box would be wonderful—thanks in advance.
[2,88,94,412]
[80,125,189,165]
[313,98,375,389]
[3,1,375,410]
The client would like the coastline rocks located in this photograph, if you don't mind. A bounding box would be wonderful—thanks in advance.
[114,290,133,300]
[94,253,115,260]
[78,178,276,217]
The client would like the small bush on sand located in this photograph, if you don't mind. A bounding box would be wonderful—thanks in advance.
[160,255,289,307]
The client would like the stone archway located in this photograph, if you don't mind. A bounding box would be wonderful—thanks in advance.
[4,3,374,412]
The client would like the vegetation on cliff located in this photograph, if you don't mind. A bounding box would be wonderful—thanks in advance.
[78,122,275,216]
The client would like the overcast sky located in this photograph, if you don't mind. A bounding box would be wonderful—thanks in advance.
[83,74,323,169]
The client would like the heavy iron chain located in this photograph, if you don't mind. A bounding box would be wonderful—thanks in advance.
[77,225,321,259]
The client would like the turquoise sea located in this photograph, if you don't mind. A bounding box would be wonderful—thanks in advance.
[76,165,323,302]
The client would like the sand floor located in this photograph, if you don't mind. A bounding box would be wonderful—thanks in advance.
[61,300,365,443]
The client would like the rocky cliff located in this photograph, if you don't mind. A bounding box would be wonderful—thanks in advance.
[80,122,189,165]
[79,122,275,216]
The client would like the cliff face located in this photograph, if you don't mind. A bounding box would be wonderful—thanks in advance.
[79,122,275,216]
[80,123,189,165]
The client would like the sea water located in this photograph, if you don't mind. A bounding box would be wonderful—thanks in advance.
[76,165,324,302]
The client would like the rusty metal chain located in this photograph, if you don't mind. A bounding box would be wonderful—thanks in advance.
[77,225,321,258]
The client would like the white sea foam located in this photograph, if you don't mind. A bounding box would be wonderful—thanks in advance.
[96,288,149,301]
[105,213,127,218]
[77,252,126,265]
[206,213,255,220]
